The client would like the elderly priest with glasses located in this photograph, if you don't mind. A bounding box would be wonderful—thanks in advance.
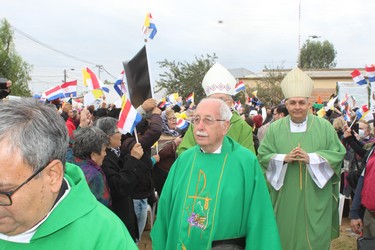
[0,99,137,249]
[151,97,281,250]
[176,62,256,155]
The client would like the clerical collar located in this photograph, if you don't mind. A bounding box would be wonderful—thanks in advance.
[290,117,308,132]
[0,178,71,243]
[200,145,222,154]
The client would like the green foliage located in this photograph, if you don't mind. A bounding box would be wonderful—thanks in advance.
[298,39,337,69]
[233,90,246,104]
[103,79,111,85]
[0,19,32,97]
[154,53,218,104]
[250,65,285,107]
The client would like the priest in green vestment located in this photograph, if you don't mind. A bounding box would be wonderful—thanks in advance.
[0,99,137,249]
[257,68,346,250]
[151,98,281,250]
[177,62,255,156]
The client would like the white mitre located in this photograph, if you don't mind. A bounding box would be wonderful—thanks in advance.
[201,62,236,96]
[281,68,314,98]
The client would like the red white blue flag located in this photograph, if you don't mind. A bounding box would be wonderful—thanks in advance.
[117,95,142,135]
[351,69,368,85]
[61,80,77,97]
[340,93,349,106]
[235,81,246,93]
[236,100,242,110]
[158,101,167,109]
[43,85,64,101]
[114,70,127,97]
[176,118,189,131]
[356,104,370,120]
[365,65,375,83]
[186,92,194,103]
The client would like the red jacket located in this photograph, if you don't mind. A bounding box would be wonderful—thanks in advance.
[66,117,76,136]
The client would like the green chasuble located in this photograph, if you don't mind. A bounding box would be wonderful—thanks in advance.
[257,114,346,250]
[151,136,281,250]
[177,111,256,155]
[0,163,137,250]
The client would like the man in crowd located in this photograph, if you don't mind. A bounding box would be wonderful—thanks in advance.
[257,104,289,142]
[151,98,281,249]
[0,78,11,99]
[257,68,346,250]
[177,62,255,155]
[0,99,137,249]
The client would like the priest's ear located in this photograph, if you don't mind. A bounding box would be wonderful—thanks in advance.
[222,120,231,135]
[44,159,64,193]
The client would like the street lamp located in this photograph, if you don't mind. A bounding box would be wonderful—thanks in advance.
[63,68,75,83]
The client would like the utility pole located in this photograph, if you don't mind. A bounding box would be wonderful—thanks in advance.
[63,68,75,83]
[298,0,301,57]
[96,65,103,79]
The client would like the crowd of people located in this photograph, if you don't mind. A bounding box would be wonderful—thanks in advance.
[1,63,375,249]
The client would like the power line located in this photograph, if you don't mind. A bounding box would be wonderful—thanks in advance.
[101,66,117,79]
[11,27,139,82]
[13,26,98,67]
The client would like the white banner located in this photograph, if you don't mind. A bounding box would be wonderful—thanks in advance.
[337,82,368,109]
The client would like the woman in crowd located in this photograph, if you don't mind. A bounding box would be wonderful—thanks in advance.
[94,117,149,242]
[70,126,111,207]
[152,109,183,197]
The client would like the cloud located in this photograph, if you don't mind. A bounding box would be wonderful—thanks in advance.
[2,0,375,102]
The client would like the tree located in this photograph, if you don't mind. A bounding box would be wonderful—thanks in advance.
[154,53,218,104]
[249,65,285,107]
[298,39,337,69]
[0,19,32,96]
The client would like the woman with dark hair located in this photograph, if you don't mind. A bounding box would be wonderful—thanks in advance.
[121,106,162,242]
[94,117,147,242]
[70,126,111,207]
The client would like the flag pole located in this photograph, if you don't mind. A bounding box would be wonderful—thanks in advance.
[143,12,155,98]
[134,127,139,143]
[144,41,155,99]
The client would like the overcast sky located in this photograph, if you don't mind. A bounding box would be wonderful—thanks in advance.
[2,0,375,101]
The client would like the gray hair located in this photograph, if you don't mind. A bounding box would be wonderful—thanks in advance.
[198,98,232,121]
[73,126,109,159]
[0,98,69,172]
[93,117,118,136]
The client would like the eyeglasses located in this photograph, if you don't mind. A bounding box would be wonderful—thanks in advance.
[192,116,225,126]
[167,117,177,121]
[0,164,49,206]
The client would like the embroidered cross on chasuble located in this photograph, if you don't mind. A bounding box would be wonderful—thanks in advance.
[184,153,228,236]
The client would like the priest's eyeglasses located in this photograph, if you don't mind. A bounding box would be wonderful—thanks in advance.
[0,164,48,206]
[192,116,225,126]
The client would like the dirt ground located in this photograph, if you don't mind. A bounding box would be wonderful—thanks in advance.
[138,217,358,250]
[331,217,358,250]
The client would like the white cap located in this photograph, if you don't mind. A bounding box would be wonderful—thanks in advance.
[202,63,236,96]
[281,68,314,99]
[249,110,258,116]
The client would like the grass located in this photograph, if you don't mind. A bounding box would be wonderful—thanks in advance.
[331,217,357,250]
[140,217,358,250]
